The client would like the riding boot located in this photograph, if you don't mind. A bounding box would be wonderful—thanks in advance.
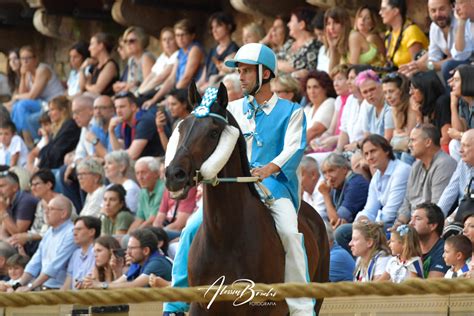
[269,198,316,316]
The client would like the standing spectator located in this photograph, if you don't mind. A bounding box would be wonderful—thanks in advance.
[128,157,165,231]
[37,96,81,170]
[62,216,101,290]
[109,92,166,160]
[326,223,355,282]
[409,202,449,278]
[79,32,120,96]
[318,153,369,229]
[67,42,90,97]
[113,27,155,94]
[443,234,471,278]
[380,0,428,69]
[101,184,135,236]
[15,195,77,291]
[10,46,65,146]
[277,7,321,73]
[350,221,391,281]
[83,229,171,288]
[0,121,28,168]
[104,150,140,213]
[397,124,457,223]
[0,171,38,239]
[380,225,424,282]
[77,158,106,218]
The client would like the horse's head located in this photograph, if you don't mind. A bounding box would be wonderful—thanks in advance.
[165,81,239,199]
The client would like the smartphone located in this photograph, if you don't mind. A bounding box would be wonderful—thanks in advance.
[112,248,126,258]
[157,104,166,114]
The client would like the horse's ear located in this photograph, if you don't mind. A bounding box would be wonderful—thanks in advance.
[216,82,228,110]
[188,80,202,109]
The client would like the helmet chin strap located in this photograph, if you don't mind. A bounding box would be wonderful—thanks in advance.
[247,64,263,96]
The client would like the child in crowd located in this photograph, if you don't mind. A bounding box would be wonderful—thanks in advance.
[26,112,52,173]
[0,254,29,292]
[0,120,28,167]
[444,235,472,279]
[380,224,424,283]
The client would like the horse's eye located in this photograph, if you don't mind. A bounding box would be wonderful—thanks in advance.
[210,130,219,139]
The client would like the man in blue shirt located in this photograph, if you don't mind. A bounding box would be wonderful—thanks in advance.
[15,195,77,291]
[62,216,101,290]
[326,223,355,282]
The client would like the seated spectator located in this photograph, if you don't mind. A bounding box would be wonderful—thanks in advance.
[380,0,428,69]
[397,124,456,223]
[10,45,65,146]
[15,195,77,291]
[62,216,101,290]
[271,74,301,103]
[79,32,120,96]
[147,226,170,258]
[242,22,266,45]
[379,225,424,282]
[350,221,391,281]
[77,158,106,218]
[304,71,336,147]
[409,202,449,278]
[6,48,20,100]
[109,92,167,160]
[152,187,197,240]
[67,41,90,97]
[439,130,474,218]
[222,73,243,102]
[448,65,474,161]
[37,96,81,170]
[88,235,124,284]
[143,19,205,109]
[300,156,325,219]
[104,151,140,213]
[2,254,28,291]
[462,213,474,259]
[0,242,17,281]
[325,222,355,282]
[443,234,471,278]
[113,26,155,94]
[352,6,385,63]
[318,153,369,229]
[381,72,416,163]
[335,135,411,252]
[260,16,289,52]
[312,11,329,72]
[399,0,469,82]
[356,70,394,141]
[451,0,474,62]
[197,12,239,91]
[410,71,451,152]
[0,171,38,239]
[101,184,135,236]
[83,229,172,288]
[0,120,28,167]
[8,169,58,256]
[155,89,192,151]
[128,157,165,231]
[277,7,321,73]
[25,112,51,174]
[138,27,178,98]
[89,95,116,158]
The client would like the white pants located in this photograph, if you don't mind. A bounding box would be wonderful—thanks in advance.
[270,198,315,316]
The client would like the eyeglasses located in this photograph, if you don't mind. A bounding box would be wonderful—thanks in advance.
[77,172,93,178]
[127,245,142,250]
[124,38,138,44]
[30,181,44,187]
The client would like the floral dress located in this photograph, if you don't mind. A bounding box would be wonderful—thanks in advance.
[277,39,321,71]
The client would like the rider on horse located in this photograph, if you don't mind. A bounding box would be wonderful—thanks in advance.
[163,43,313,316]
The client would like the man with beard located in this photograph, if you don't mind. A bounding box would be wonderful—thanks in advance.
[400,0,470,81]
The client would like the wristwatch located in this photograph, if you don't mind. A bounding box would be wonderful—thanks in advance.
[92,138,99,146]
[426,60,435,71]
[101,282,109,289]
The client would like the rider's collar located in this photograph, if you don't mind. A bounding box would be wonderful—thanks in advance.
[245,93,279,115]
[192,87,228,124]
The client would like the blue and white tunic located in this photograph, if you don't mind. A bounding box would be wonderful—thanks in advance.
[227,93,306,209]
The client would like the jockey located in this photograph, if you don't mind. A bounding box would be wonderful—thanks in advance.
[163,43,313,316]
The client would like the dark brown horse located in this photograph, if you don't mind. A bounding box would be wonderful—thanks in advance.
[166,82,329,315]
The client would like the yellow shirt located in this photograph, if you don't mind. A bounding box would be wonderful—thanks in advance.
[385,22,428,67]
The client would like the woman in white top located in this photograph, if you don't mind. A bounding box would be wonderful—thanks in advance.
[104,150,140,214]
[304,70,337,148]
[77,158,106,218]
[138,27,178,96]
[350,220,391,281]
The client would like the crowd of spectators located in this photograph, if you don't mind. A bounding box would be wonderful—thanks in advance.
[1,0,474,299]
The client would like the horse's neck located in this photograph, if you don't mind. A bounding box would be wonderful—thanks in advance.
[202,144,252,241]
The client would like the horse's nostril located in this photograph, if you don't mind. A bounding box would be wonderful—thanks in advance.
[174,169,187,180]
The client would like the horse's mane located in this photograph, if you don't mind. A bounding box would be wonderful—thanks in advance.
[226,110,260,200]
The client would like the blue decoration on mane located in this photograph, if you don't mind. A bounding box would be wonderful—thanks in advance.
[192,87,228,123]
